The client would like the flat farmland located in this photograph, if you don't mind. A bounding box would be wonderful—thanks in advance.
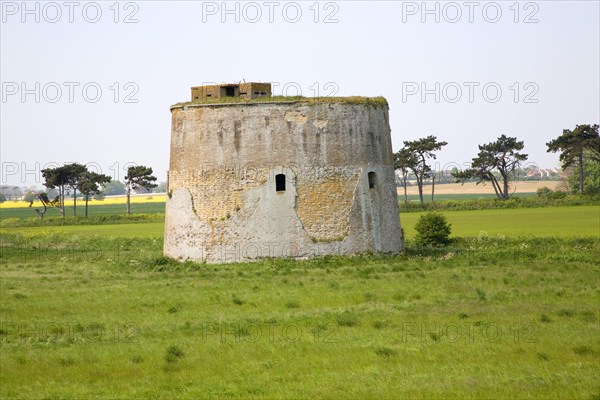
[399,181,560,196]
[400,206,600,238]
[1,204,598,399]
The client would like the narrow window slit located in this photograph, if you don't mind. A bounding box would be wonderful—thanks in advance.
[276,174,286,192]
[368,172,376,189]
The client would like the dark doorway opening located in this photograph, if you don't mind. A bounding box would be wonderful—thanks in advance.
[225,87,235,97]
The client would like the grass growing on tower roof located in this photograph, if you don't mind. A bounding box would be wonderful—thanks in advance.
[171,96,388,108]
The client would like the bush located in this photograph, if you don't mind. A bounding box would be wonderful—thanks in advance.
[0,217,21,227]
[414,212,452,247]
[536,186,553,197]
[537,186,567,199]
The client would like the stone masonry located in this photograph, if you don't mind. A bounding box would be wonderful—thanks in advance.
[164,83,403,263]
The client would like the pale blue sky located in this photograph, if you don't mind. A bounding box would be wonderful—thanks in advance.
[1,1,599,186]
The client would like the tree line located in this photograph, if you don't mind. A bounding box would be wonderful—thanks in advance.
[32,164,158,219]
[394,124,600,204]
[11,123,600,215]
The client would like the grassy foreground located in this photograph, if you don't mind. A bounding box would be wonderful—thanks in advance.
[0,205,599,399]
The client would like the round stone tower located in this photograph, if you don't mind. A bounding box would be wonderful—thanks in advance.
[164,83,403,263]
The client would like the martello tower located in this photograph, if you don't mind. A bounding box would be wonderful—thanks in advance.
[164,82,403,263]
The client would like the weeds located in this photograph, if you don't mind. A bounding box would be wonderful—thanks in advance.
[336,311,359,327]
[285,300,300,309]
[540,314,552,323]
[475,288,487,301]
[573,345,597,356]
[165,345,185,363]
[374,346,397,358]
[557,309,574,317]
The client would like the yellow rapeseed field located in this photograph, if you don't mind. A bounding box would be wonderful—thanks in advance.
[0,194,166,209]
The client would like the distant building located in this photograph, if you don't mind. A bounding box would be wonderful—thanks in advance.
[525,168,561,179]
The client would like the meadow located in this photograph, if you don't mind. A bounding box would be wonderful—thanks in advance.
[0,201,599,399]
[401,206,600,237]
[2,205,597,239]
[0,200,165,220]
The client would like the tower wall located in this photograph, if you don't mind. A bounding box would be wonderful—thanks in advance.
[164,100,403,263]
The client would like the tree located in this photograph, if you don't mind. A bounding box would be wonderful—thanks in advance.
[453,134,528,200]
[29,192,60,220]
[547,124,600,194]
[23,191,36,203]
[567,152,600,195]
[65,163,88,217]
[78,172,112,218]
[394,147,417,205]
[41,166,69,217]
[124,166,157,214]
[414,212,452,247]
[41,163,88,218]
[153,181,168,193]
[402,136,448,204]
[102,180,126,196]
[0,186,21,201]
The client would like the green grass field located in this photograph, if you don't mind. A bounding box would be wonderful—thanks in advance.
[3,206,598,240]
[401,206,600,238]
[1,205,599,399]
[0,202,165,220]
[0,222,166,238]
